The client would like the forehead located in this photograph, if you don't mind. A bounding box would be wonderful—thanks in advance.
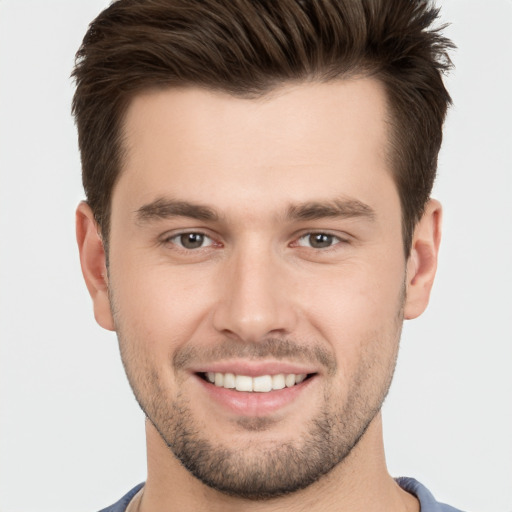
[116,79,394,218]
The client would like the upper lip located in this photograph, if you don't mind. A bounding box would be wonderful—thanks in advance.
[189,360,319,377]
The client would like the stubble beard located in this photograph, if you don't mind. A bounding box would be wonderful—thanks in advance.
[112,285,404,500]
[116,333,401,501]
[149,387,384,500]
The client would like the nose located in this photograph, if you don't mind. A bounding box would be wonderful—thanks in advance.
[212,244,298,343]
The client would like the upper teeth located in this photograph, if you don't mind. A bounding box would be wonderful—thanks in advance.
[205,372,307,392]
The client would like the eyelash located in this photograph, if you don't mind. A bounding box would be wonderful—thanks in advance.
[294,232,347,250]
[161,230,349,252]
[164,232,218,250]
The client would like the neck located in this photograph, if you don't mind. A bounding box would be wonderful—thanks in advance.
[138,414,419,512]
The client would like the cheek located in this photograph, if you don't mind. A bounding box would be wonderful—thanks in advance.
[296,256,405,368]
[108,254,218,354]
[109,267,212,399]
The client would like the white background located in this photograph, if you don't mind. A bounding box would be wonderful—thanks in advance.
[0,1,511,511]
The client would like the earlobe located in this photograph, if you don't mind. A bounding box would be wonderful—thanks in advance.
[403,199,442,320]
[76,202,115,331]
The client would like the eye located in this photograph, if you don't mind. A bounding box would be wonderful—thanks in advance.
[297,233,342,249]
[169,232,214,250]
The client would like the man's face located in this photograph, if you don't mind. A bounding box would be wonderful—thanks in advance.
[105,79,408,497]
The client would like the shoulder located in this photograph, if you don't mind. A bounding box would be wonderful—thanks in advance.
[396,477,466,512]
[100,479,464,512]
[98,483,144,512]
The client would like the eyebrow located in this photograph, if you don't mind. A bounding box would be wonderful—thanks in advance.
[135,197,376,224]
[135,198,219,223]
[285,199,376,222]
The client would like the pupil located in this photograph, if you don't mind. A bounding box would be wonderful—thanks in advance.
[181,233,204,249]
[311,234,332,248]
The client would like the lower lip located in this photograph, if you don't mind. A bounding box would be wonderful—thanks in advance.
[194,374,316,416]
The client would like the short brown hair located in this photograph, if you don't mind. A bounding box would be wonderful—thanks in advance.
[72,0,453,254]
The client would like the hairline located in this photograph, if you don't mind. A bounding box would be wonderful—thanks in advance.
[98,74,418,259]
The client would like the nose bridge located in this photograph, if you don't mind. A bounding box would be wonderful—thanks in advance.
[213,238,296,342]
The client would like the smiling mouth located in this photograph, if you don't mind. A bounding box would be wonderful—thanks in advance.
[198,372,316,393]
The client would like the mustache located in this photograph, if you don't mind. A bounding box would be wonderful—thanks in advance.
[173,337,337,375]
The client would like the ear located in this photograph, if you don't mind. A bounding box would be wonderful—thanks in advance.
[76,202,115,331]
[404,199,442,320]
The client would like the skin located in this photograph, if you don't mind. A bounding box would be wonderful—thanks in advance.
[77,78,441,512]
